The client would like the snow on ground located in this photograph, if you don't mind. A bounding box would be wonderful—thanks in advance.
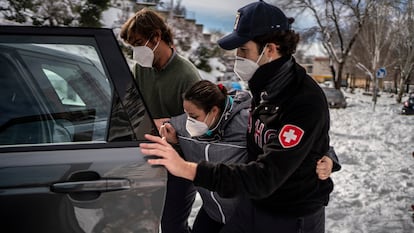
[326,89,414,233]
[189,89,414,233]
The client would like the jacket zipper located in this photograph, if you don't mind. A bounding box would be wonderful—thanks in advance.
[204,144,226,223]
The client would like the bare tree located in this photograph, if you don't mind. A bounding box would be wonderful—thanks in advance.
[391,0,414,103]
[350,2,396,109]
[277,0,374,89]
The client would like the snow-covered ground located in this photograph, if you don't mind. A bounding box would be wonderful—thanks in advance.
[189,89,414,233]
[2,2,413,232]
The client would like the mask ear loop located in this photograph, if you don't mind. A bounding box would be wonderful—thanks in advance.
[144,39,150,47]
[144,33,160,52]
[152,39,160,52]
[144,31,154,47]
[203,112,211,124]
[256,43,268,64]
[208,96,230,132]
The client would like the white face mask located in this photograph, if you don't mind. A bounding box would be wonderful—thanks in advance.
[186,113,211,137]
[133,38,160,68]
[233,44,267,82]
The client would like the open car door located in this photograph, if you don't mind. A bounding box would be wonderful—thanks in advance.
[0,26,166,233]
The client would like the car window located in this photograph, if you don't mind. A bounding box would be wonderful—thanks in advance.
[44,68,85,107]
[0,35,153,146]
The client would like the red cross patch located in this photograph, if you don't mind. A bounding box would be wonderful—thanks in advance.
[278,124,304,148]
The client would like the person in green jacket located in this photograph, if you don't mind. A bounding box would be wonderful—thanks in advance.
[120,8,201,233]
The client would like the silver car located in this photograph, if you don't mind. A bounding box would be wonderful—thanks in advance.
[0,26,166,233]
[322,87,347,108]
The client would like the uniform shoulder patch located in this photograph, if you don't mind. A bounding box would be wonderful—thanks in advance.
[278,124,304,148]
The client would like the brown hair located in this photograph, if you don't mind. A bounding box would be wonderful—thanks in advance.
[183,80,228,114]
[253,30,300,57]
[120,8,174,46]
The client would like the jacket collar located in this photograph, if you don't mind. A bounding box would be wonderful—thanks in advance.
[248,56,297,105]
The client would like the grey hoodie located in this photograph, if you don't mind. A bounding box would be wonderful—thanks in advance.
[170,90,251,224]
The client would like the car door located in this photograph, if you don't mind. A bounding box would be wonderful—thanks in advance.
[0,26,166,233]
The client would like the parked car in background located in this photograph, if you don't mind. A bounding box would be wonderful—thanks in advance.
[0,26,166,233]
[321,87,347,108]
[401,92,414,115]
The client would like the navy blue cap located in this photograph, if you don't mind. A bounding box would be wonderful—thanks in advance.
[218,0,290,50]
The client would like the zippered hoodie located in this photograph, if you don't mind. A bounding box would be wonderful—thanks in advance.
[170,90,251,224]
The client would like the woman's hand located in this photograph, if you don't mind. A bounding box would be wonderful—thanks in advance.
[316,155,333,180]
[159,122,178,144]
[140,134,197,181]
[154,118,170,132]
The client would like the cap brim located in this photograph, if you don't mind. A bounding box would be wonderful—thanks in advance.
[217,32,251,50]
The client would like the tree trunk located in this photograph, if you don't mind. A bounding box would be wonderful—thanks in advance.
[335,62,344,89]
[393,68,399,94]
[396,76,407,103]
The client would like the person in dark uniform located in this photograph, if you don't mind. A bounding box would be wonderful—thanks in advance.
[140,1,338,232]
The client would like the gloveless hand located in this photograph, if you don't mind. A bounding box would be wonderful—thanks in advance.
[316,155,333,180]
[159,123,178,144]
[140,134,197,181]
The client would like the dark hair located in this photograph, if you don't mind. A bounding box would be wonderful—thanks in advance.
[183,80,228,114]
[120,8,174,46]
[253,30,300,57]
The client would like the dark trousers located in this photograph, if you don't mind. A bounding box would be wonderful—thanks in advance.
[161,173,197,233]
[191,207,224,233]
[220,200,325,233]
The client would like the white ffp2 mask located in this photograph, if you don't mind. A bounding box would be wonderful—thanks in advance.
[185,112,213,137]
[233,56,260,82]
[233,44,267,81]
[133,39,160,68]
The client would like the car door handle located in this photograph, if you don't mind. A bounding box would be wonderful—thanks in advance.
[51,179,131,193]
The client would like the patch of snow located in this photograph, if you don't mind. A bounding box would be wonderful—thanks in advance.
[190,89,414,233]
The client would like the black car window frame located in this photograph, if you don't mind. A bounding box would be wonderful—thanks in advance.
[0,26,157,152]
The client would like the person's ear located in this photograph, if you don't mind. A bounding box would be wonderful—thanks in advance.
[267,43,281,61]
[152,30,162,43]
[211,106,220,115]
[266,43,277,55]
[209,106,221,122]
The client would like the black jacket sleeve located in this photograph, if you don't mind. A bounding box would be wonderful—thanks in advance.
[194,93,330,199]
[327,146,341,172]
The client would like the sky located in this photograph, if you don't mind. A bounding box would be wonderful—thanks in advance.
[189,89,414,232]
[180,0,265,33]
[180,0,316,34]
[178,0,324,56]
